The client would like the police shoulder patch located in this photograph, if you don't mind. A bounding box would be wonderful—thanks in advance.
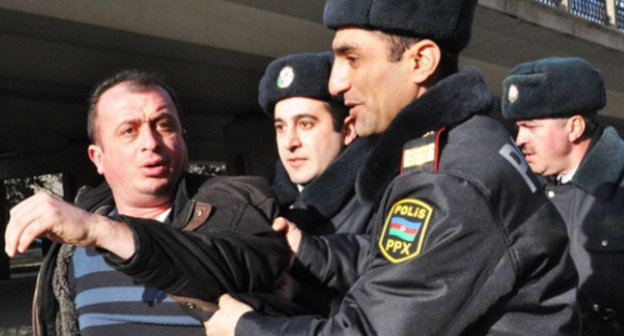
[379,198,433,264]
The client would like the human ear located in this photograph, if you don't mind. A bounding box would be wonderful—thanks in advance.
[566,115,586,143]
[405,39,441,85]
[88,144,105,175]
[342,115,357,146]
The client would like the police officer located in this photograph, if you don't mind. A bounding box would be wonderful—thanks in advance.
[259,51,374,236]
[259,52,376,314]
[502,56,624,335]
[205,1,579,335]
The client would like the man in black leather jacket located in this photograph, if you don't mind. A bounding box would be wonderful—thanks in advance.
[4,69,289,336]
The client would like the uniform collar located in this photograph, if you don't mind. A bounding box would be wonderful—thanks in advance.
[76,174,205,229]
[271,136,377,218]
[357,66,496,203]
[573,126,624,199]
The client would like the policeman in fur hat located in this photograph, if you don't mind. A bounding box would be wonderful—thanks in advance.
[205,1,579,335]
[259,52,376,314]
[503,56,624,336]
[259,52,374,236]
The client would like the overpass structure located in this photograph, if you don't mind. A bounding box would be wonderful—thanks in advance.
[0,0,623,279]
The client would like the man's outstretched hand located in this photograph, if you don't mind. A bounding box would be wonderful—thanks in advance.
[5,191,135,259]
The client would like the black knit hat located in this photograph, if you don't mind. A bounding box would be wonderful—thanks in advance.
[258,51,341,116]
[502,57,606,120]
[323,0,478,52]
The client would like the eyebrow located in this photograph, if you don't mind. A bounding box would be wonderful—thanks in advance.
[274,113,320,123]
[516,121,534,127]
[333,42,362,56]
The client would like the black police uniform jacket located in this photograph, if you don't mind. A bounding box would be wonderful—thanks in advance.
[32,174,290,336]
[543,126,624,333]
[236,67,579,336]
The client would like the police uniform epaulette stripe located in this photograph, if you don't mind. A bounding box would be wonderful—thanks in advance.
[401,128,446,176]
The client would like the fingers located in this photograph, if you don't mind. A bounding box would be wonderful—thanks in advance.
[272,217,289,232]
[5,192,51,257]
[271,217,302,255]
[217,294,252,313]
[204,294,245,336]
[4,191,95,257]
[218,293,234,306]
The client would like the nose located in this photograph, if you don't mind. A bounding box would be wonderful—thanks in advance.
[515,128,527,149]
[139,124,160,150]
[284,127,301,152]
[328,58,350,96]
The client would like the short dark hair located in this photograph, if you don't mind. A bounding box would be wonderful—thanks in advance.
[381,32,459,80]
[87,69,182,144]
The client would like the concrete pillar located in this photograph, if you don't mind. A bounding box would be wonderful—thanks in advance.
[606,0,617,26]
[561,0,570,9]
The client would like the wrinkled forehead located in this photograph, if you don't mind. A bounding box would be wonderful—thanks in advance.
[98,82,178,116]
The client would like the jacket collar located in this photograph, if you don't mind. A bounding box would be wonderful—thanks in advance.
[573,126,624,199]
[357,66,496,203]
[270,161,298,207]
[76,174,202,228]
[271,136,377,219]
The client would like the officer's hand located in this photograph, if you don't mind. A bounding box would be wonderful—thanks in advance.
[204,294,252,336]
[5,191,135,259]
[272,217,302,255]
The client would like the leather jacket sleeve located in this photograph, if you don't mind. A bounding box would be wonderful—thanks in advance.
[102,175,300,316]
[292,232,372,293]
[104,217,290,303]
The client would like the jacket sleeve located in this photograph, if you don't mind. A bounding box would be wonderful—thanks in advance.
[103,217,290,304]
[291,232,372,293]
[101,175,305,317]
[235,173,557,336]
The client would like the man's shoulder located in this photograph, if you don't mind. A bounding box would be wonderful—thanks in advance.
[574,126,624,198]
[440,115,544,203]
[192,175,274,201]
[189,174,279,221]
[74,180,114,213]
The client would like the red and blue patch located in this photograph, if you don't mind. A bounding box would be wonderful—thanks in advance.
[388,217,421,242]
[379,198,433,264]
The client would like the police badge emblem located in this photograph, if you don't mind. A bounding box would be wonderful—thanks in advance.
[508,84,519,104]
[379,198,433,263]
[276,66,295,89]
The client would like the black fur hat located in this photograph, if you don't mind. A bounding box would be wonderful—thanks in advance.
[258,51,341,116]
[323,0,478,52]
[502,57,606,120]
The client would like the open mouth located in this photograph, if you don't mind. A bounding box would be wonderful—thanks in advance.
[141,159,168,176]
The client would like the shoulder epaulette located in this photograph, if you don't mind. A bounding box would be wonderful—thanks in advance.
[401,128,446,176]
